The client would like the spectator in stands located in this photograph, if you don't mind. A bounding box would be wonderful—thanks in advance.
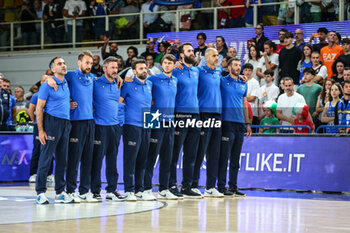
[89,0,109,41]
[257,40,279,86]
[17,0,37,46]
[277,77,306,129]
[321,0,337,21]
[15,86,30,123]
[279,32,302,86]
[310,51,328,85]
[116,55,124,73]
[141,0,159,35]
[91,55,103,77]
[0,75,11,131]
[243,39,257,63]
[119,0,139,39]
[245,45,262,82]
[155,41,170,64]
[125,46,138,68]
[298,44,313,84]
[2,78,16,126]
[261,0,278,26]
[158,6,176,32]
[336,33,342,45]
[258,69,279,118]
[33,0,43,43]
[321,82,343,133]
[245,0,262,27]
[331,60,345,84]
[334,80,350,133]
[243,63,260,125]
[101,37,119,60]
[294,29,306,51]
[338,38,350,67]
[221,56,231,76]
[227,47,237,58]
[321,31,345,79]
[309,27,328,53]
[275,28,287,54]
[120,56,137,79]
[255,24,269,52]
[315,79,334,123]
[141,38,158,58]
[42,0,64,44]
[107,0,125,39]
[297,68,323,121]
[344,67,350,82]
[293,103,314,133]
[194,33,207,65]
[310,1,322,22]
[259,100,279,133]
[277,1,294,25]
[145,54,161,75]
[216,36,228,57]
[63,0,87,45]
[224,0,245,28]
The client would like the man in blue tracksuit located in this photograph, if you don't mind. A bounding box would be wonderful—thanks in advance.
[169,43,202,199]
[35,57,72,204]
[191,48,224,198]
[218,57,252,197]
[335,80,350,132]
[91,57,124,202]
[119,59,153,201]
[143,54,179,200]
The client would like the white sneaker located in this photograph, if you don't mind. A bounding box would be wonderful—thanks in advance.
[158,190,179,200]
[204,188,224,198]
[191,188,203,197]
[29,174,36,183]
[142,190,157,201]
[55,191,73,204]
[36,193,49,204]
[124,192,137,202]
[68,193,81,203]
[79,193,99,203]
[106,191,124,202]
[46,174,54,183]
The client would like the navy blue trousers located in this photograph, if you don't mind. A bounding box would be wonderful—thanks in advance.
[169,113,200,189]
[36,114,71,195]
[218,122,246,190]
[91,124,122,194]
[123,124,150,193]
[192,113,221,189]
[30,124,53,176]
[144,126,174,192]
[66,120,95,194]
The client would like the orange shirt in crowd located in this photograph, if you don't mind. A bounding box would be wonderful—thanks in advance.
[320,45,344,79]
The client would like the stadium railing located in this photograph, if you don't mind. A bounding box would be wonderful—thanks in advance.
[250,125,312,134]
[0,0,347,51]
[315,125,350,134]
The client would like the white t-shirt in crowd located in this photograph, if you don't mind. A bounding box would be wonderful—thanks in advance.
[277,92,306,126]
[246,57,264,83]
[257,53,279,86]
[64,0,87,26]
[258,83,280,104]
[247,78,260,117]
[313,64,328,80]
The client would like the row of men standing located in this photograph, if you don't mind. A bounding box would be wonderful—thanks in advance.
[34,44,251,204]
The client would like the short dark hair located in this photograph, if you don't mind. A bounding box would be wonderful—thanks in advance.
[224,56,232,61]
[127,46,138,56]
[243,63,254,70]
[197,32,207,40]
[161,54,177,65]
[328,30,337,35]
[257,23,264,30]
[2,78,10,83]
[49,56,61,69]
[280,28,288,33]
[344,66,350,71]
[343,80,350,87]
[263,69,274,76]
[227,57,240,67]
[131,59,146,70]
[178,42,193,55]
[342,38,350,45]
[336,33,342,42]
[285,31,294,38]
[264,40,276,50]
[317,27,328,34]
[78,50,93,61]
[303,67,316,75]
[103,56,118,67]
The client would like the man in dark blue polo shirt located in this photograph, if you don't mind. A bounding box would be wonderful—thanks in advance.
[91,57,124,202]
[143,54,179,200]
[119,59,153,201]
[169,43,202,199]
[191,48,224,198]
[218,57,252,197]
[35,57,72,204]
[0,76,11,131]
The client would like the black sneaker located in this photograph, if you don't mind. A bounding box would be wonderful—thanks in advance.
[181,188,203,199]
[169,186,184,199]
[106,191,124,201]
[93,193,102,202]
[218,188,234,196]
[229,188,246,197]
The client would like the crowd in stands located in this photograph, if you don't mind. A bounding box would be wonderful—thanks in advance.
[1,0,350,48]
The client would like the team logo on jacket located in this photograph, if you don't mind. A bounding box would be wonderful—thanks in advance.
[128,141,137,146]
[70,138,79,143]
[221,136,230,142]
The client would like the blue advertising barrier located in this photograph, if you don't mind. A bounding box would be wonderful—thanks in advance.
[1,134,350,192]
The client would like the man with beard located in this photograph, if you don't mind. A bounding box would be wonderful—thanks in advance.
[91,57,124,202]
[275,29,287,54]
[35,57,72,204]
[218,57,252,197]
[143,54,179,200]
[169,43,202,199]
[91,55,103,77]
[119,59,153,201]
[101,37,119,60]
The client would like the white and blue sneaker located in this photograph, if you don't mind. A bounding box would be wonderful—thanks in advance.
[204,188,224,198]
[135,191,156,201]
[191,188,203,197]
[78,193,99,203]
[68,193,81,203]
[158,190,178,200]
[36,193,49,205]
[55,191,73,204]
[124,192,137,202]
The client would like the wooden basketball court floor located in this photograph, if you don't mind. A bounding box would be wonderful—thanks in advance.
[0,183,350,233]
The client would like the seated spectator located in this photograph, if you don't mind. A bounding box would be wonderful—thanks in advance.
[315,79,334,128]
[275,28,287,54]
[63,0,87,45]
[245,45,263,82]
[194,32,207,66]
[320,31,345,79]
[145,54,161,75]
[309,27,328,53]
[243,63,260,125]
[279,32,302,86]
[297,68,323,121]
[293,103,314,133]
[259,100,279,133]
[321,82,343,133]
[245,0,262,27]
[154,41,170,64]
[310,51,328,85]
[125,46,138,68]
[310,1,322,22]
[216,36,228,57]
[337,38,350,67]
[14,86,30,123]
[298,44,313,84]
[321,0,337,21]
[89,0,109,41]
[101,37,119,60]
[42,0,64,45]
[17,0,37,46]
[91,55,103,77]
[141,38,158,58]
[119,0,139,39]
[257,40,279,86]
[334,80,350,133]
[331,60,345,84]
[255,24,269,52]
[261,0,278,26]
[141,0,159,35]
[293,29,306,51]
